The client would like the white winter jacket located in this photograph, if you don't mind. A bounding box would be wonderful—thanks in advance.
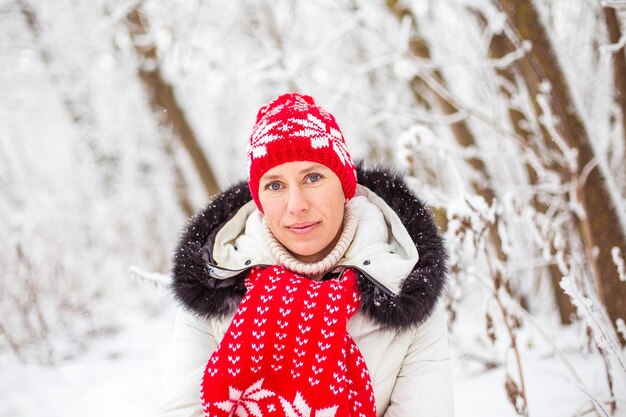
[161,165,454,417]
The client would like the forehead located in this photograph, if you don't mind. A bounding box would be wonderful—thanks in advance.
[261,161,330,180]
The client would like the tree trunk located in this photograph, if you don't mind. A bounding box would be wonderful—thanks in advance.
[162,140,195,218]
[497,0,626,344]
[384,1,541,311]
[386,0,495,206]
[604,6,626,151]
[18,0,122,193]
[24,1,203,214]
[18,0,88,125]
[483,15,576,324]
[126,8,219,201]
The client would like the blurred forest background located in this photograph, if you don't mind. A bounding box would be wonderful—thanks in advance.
[1,0,626,416]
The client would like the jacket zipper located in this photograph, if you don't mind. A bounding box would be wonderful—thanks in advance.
[337,265,397,298]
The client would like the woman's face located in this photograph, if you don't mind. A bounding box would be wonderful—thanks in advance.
[259,161,346,263]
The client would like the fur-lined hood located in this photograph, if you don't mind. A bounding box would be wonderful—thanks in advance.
[171,164,448,331]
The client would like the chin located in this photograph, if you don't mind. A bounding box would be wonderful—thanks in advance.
[288,244,320,258]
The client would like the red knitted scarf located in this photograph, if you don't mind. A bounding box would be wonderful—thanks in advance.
[201,265,376,417]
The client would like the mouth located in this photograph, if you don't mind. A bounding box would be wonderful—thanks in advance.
[286,221,320,235]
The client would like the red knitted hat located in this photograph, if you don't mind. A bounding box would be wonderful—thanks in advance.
[247,93,357,211]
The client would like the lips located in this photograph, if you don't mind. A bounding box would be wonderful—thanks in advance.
[287,221,320,235]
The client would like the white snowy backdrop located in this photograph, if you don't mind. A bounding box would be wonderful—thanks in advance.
[1,0,625,416]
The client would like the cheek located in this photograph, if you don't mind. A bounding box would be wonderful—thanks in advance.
[318,189,346,223]
[260,200,285,232]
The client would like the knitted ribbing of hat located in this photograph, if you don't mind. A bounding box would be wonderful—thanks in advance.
[263,206,357,278]
[201,265,376,417]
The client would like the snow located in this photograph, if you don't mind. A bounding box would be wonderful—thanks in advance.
[2,300,624,417]
[455,351,621,417]
[0,306,174,417]
[450,289,626,417]
[612,248,626,283]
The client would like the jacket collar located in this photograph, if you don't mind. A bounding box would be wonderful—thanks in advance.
[210,185,419,295]
[171,163,448,331]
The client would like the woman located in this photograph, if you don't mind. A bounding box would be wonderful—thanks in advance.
[160,93,454,417]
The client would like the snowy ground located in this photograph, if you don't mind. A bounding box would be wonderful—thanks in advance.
[0,308,174,417]
[2,304,625,417]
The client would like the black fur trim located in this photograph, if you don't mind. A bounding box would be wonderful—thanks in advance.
[170,181,251,319]
[353,162,448,330]
[170,163,448,330]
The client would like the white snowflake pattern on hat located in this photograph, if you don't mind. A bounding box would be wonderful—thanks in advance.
[247,112,353,173]
[290,95,312,112]
[249,118,283,160]
[263,103,286,119]
[290,114,352,166]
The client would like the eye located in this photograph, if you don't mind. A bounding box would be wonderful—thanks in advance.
[306,172,323,183]
[264,182,282,191]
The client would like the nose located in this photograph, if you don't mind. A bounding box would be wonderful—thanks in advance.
[286,186,309,214]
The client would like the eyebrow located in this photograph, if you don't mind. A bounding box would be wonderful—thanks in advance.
[261,163,327,181]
